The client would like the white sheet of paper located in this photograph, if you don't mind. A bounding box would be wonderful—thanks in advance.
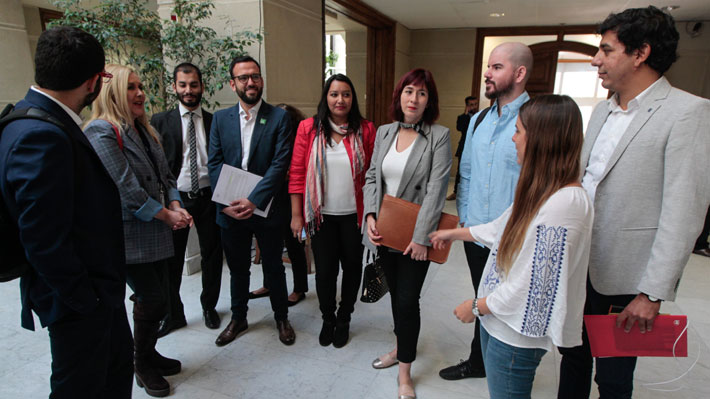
[211,164,272,218]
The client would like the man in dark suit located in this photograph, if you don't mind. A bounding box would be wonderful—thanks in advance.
[0,27,132,398]
[151,63,223,337]
[208,55,296,347]
[446,96,478,201]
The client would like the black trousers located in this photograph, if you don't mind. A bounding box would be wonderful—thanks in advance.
[47,303,134,399]
[165,190,223,322]
[222,217,289,321]
[379,248,430,363]
[558,280,637,399]
[262,204,309,294]
[453,154,462,194]
[125,260,169,308]
[310,213,363,323]
[694,204,710,250]
[463,241,489,368]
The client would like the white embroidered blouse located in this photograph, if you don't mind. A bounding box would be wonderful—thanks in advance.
[471,186,593,351]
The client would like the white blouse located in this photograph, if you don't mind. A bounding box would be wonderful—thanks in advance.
[381,132,418,197]
[470,186,593,351]
[322,139,356,215]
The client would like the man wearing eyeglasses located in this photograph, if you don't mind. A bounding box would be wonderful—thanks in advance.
[208,55,296,347]
[0,27,132,398]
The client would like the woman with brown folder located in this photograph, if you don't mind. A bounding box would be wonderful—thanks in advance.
[363,68,451,399]
[289,74,376,348]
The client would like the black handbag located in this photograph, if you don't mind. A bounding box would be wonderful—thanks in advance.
[360,250,389,303]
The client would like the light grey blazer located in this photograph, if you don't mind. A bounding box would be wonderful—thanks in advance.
[84,119,181,264]
[362,122,452,250]
[582,77,710,301]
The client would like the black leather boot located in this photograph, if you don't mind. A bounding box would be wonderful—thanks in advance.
[133,302,173,397]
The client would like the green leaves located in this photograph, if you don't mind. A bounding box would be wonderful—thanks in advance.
[49,0,261,111]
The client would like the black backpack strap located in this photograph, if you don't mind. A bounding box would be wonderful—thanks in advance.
[0,105,65,132]
[471,106,491,135]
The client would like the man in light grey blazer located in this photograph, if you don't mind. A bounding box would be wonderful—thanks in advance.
[558,7,710,399]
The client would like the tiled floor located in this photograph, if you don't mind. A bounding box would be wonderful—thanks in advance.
[1,190,709,398]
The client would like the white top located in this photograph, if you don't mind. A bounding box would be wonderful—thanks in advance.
[176,104,210,191]
[238,99,262,170]
[31,86,83,126]
[582,78,661,202]
[322,139,356,215]
[382,132,417,197]
[471,186,593,351]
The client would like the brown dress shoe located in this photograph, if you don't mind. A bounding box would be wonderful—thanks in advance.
[277,319,296,345]
[215,319,248,347]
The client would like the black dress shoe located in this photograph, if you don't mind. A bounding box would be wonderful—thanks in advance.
[215,319,248,347]
[156,318,187,339]
[277,319,296,345]
[319,320,335,346]
[203,309,221,329]
[287,292,306,307]
[693,247,710,257]
[248,289,270,299]
[439,360,486,380]
[333,322,350,348]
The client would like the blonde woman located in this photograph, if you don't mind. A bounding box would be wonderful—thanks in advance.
[430,95,593,399]
[84,64,192,397]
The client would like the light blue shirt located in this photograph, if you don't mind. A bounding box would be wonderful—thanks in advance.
[457,91,529,227]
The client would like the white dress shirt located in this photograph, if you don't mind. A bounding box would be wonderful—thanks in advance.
[176,103,210,191]
[30,86,83,127]
[582,78,662,202]
[238,100,262,170]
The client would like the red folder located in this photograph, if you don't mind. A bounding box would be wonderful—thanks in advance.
[375,194,458,264]
[584,314,687,357]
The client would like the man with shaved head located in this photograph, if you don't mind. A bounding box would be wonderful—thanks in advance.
[439,42,533,381]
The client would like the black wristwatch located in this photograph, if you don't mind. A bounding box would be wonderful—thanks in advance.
[644,293,662,303]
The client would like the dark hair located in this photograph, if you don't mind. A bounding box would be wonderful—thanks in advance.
[465,96,476,103]
[314,74,364,142]
[389,68,439,124]
[34,26,105,91]
[276,103,306,136]
[173,62,203,84]
[229,55,261,78]
[598,6,679,74]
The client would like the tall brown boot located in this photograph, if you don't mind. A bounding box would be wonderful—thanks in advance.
[133,302,172,397]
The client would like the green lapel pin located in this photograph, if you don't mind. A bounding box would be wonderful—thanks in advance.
[259,118,267,125]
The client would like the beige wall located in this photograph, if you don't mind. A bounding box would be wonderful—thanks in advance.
[408,28,477,177]
[394,23,411,83]
[666,21,710,99]
[345,30,367,116]
[0,0,35,108]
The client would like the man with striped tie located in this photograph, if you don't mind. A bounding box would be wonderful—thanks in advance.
[151,62,223,337]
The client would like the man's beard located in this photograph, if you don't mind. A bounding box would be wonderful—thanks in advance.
[178,92,202,108]
[484,77,513,100]
[83,78,102,108]
[237,84,262,105]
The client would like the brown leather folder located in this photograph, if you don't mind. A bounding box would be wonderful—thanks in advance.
[375,194,458,264]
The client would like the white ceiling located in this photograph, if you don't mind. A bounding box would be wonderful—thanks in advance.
[360,0,710,29]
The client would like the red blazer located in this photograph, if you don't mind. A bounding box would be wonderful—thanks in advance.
[289,117,376,226]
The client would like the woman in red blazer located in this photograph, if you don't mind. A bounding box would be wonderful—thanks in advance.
[289,73,376,348]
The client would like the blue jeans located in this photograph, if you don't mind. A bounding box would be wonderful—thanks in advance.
[480,325,547,399]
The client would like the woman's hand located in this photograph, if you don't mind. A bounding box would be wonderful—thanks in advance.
[366,214,382,246]
[454,299,476,323]
[291,215,305,242]
[403,241,427,261]
[157,208,191,230]
[429,229,455,250]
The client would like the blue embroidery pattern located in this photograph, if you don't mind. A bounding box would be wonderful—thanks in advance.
[482,250,501,291]
[521,225,567,337]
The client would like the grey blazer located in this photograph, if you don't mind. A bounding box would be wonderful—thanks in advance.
[363,122,452,249]
[84,119,181,264]
[582,77,710,301]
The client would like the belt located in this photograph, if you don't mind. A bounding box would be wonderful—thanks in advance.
[181,187,211,199]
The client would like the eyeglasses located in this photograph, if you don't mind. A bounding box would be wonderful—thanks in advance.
[232,73,262,84]
[99,71,113,83]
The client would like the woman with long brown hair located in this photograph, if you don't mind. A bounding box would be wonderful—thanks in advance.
[430,95,593,398]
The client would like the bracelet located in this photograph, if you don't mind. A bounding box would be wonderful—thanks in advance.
[471,298,481,317]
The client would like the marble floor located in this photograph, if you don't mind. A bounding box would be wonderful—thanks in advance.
[1,195,709,398]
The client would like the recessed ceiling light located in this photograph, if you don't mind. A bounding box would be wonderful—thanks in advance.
[662,5,680,12]
[489,13,505,18]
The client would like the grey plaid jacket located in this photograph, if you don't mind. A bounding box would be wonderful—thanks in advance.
[84,119,180,264]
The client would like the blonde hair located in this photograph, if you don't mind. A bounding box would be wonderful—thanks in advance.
[496,95,583,275]
[87,64,160,143]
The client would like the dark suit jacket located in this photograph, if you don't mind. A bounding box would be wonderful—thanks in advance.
[151,107,213,179]
[455,112,472,158]
[207,101,292,228]
[0,89,125,330]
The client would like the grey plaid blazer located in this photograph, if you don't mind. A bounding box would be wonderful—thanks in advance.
[84,119,180,264]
